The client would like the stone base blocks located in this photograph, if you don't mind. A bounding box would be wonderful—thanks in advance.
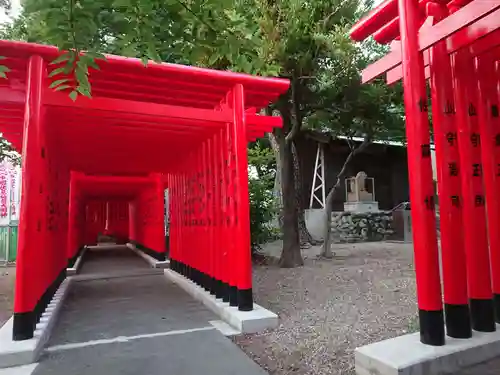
[331,211,394,243]
[164,269,278,334]
[0,279,71,369]
[356,326,500,375]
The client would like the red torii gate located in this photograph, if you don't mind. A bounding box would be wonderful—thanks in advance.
[0,40,289,341]
[350,0,500,346]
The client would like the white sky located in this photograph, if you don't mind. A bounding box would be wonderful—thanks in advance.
[0,0,21,24]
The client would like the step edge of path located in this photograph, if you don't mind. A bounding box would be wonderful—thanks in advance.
[163,269,278,334]
[0,278,72,369]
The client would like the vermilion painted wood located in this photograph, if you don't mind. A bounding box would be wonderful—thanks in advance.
[429,39,469,334]
[350,0,399,41]
[361,3,500,83]
[476,57,500,321]
[452,49,494,330]
[385,10,500,84]
[398,0,444,344]
[14,56,45,320]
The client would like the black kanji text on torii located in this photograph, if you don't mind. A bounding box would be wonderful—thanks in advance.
[424,195,435,210]
[444,100,455,115]
[473,163,482,177]
[448,162,459,176]
[470,133,480,147]
[492,104,499,118]
[475,194,485,207]
[446,132,457,146]
[468,103,477,116]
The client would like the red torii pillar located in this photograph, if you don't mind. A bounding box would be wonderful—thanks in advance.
[398,0,444,345]
[429,36,471,338]
[169,84,253,311]
[14,56,46,340]
[14,55,68,340]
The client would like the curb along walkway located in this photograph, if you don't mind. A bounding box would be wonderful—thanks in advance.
[30,247,268,375]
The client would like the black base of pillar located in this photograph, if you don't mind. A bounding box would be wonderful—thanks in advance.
[193,269,201,285]
[222,282,230,302]
[215,280,224,299]
[13,267,67,341]
[229,286,238,307]
[237,288,253,311]
[12,312,34,341]
[35,268,66,323]
[470,298,496,332]
[210,277,217,295]
[494,294,500,323]
[202,273,210,291]
[444,303,471,338]
[419,309,445,346]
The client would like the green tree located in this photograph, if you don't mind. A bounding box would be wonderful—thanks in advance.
[248,142,277,251]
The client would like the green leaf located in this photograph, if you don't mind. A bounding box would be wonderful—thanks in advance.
[76,85,91,98]
[0,72,6,79]
[141,56,149,66]
[208,53,219,66]
[50,52,71,65]
[69,90,78,101]
[85,51,106,61]
[49,78,70,89]
[48,66,66,77]
[54,84,72,92]
[0,65,10,73]
[0,56,5,60]
[80,55,100,70]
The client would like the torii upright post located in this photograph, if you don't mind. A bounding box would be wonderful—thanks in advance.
[398,0,444,345]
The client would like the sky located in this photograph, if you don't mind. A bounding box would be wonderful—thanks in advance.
[0,0,21,24]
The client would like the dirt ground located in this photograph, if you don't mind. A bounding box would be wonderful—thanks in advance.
[0,266,15,326]
[235,241,500,375]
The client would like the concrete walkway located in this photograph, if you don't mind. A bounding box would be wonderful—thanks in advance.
[29,247,268,375]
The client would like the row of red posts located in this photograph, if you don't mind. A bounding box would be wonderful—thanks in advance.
[350,0,500,345]
[168,86,253,311]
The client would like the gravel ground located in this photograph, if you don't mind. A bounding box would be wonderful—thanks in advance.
[235,241,419,375]
[235,241,500,375]
[0,266,15,326]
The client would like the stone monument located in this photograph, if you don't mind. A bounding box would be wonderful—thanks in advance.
[344,171,379,212]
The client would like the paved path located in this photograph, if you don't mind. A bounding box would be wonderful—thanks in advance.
[30,247,268,375]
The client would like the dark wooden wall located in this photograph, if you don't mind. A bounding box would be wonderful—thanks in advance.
[296,133,410,211]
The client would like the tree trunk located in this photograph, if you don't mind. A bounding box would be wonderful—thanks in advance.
[278,132,303,267]
[321,139,371,258]
[292,141,319,247]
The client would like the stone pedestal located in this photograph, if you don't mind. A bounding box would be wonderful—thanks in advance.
[344,201,379,213]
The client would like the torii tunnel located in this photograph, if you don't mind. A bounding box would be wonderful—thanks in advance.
[350,0,500,345]
[0,40,289,341]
